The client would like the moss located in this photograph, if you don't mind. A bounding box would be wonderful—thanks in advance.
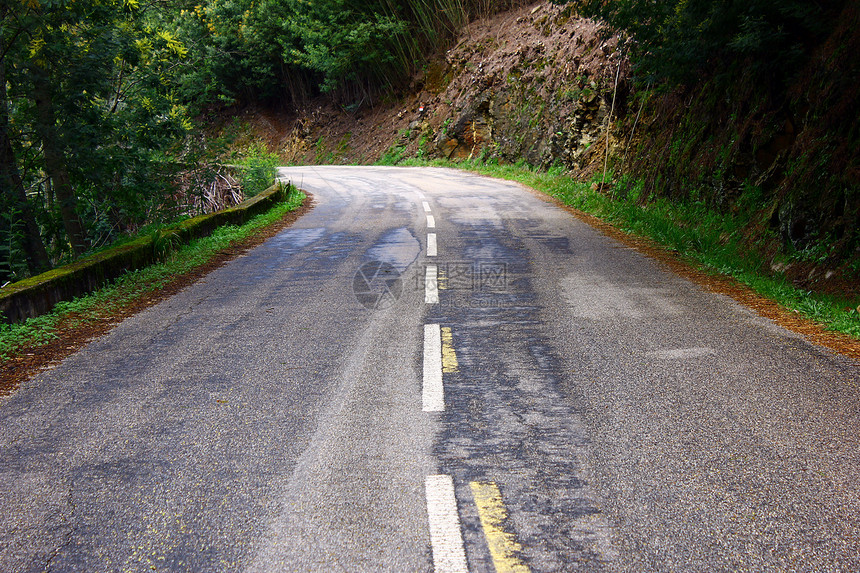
[0,182,289,323]
[1,238,153,295]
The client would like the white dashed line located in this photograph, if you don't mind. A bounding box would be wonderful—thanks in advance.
[427,233,438,257]
[425,475,468,573]
[427,215,436,228]
[423,201,432,213]
[423,324,444,411]
[425,264,439,304]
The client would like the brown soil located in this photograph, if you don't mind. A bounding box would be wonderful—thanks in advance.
[0,196,315,398]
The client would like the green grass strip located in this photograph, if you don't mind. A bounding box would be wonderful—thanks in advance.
[0,190,306,361]
[398,156,860,340]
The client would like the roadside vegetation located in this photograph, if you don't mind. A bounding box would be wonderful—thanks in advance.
[0,188,305,362]
[558,0,858,295]
[237,145,282,198]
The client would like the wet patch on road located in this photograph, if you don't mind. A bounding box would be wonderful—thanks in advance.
[366,227,421,274]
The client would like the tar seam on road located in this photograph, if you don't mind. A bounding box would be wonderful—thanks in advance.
[423,324,444,412]
[470,482,531,573]
[426,264,439,304]
[426,475,469,573]
[427,215,436,228]
[428,233,438,257]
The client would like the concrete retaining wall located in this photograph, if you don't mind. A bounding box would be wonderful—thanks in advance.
[0,183,288,324]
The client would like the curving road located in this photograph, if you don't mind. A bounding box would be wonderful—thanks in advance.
[1,166,858,572]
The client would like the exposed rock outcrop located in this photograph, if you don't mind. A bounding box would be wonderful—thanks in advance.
[411,3,626,173]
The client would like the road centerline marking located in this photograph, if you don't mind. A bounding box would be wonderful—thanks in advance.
[470,481,531,573]
[427,215,436,228]
[425,264,439,304]
[440,327,459,373]
[423,201,432,213]
[423,324,444,412]
[426,475,468,573]
[428,233,438,257]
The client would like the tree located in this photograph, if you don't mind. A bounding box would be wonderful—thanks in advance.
[1,0,193,276]
[0,59,50,278]
[554,0,839,88]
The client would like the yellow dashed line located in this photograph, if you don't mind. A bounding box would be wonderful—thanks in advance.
[470,481,530,573]
[441,327,459,373]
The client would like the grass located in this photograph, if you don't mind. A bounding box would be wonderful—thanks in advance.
[236,143,282,197]
[0,189,306,361]
[396,156,860,340]
[378,140,409,166]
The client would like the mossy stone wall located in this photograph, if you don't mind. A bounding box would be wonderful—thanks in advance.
[0,183,286,323]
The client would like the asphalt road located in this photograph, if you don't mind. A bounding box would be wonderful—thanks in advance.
[1,166,858,572]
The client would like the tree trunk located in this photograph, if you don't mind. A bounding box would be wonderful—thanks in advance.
[0,60,51,276]
[31,65,88,255]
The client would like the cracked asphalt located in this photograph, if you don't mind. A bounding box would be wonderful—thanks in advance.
[1,166,858,572]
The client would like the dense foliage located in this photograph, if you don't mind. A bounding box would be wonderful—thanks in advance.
[556,0,841,88]
[169,0,525,107]
[1,0,193,283]
[558,0,858,275]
